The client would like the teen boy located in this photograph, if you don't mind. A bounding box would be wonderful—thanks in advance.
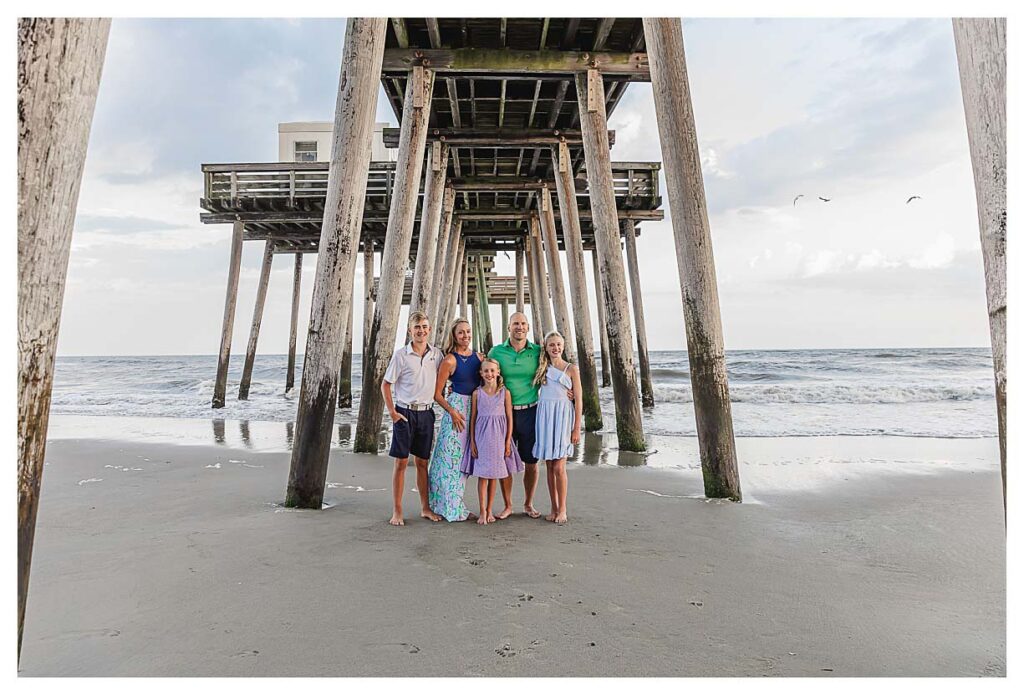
[381,311,444,526]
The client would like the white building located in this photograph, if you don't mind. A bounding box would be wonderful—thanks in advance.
[277,121,396,163]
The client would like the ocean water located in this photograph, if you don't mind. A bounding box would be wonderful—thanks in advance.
[51,348,997,439]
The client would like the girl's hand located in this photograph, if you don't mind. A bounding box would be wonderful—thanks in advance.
[450,409,466,432]
[571,427,581,445]
[505,441,512,457]
[566,389,575,401]
[471,441,478,458]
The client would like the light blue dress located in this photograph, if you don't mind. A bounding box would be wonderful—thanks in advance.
[532,365,576,461]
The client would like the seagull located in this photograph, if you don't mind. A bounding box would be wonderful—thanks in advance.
[906,195,922,204]
[793,194,804,206]
[818,196,832,202]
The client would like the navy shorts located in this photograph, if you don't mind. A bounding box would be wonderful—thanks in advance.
[389,407,436,460]
[512,404,538,465]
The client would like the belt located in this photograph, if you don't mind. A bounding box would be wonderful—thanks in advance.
[512,403,537,411]
[396,401,434,411]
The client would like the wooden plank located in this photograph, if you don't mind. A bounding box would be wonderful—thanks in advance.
[445,77,461,128]
[238,240,275,400]
[382,127,610,147]
[382,48,650,78]
[439,219,463,330]
[576,68,645,452]
[286,253,302,392]
[562,18,580,48]
[391,18,409,48]
[953,17,1007,514]
[530,214,555,336]
[644,18,739,495]
[286,18,387,507]
[553,141,603,431]
[354,63,435,454]
[17,18,109,661]
[426,18,442,48]
[593,18,615,51]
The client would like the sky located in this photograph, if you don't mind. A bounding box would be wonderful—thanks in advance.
[57,17,991,356]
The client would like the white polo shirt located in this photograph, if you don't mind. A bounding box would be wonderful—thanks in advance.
[383,342,444,407]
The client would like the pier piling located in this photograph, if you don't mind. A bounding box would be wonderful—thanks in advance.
[644,18,739,498]
[354,64,434,454]
[239,240,275,400]
[576,69,645,451]
[286,18,387,502]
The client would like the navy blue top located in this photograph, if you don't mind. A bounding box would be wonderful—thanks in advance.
[450,352,482,396]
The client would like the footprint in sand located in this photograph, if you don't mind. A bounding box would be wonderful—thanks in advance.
[365,642,420,654]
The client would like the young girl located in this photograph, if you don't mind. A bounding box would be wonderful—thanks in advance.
[460,358,524,524]
[532,331,583,524]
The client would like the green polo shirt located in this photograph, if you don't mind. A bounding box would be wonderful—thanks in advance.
[488,338,541,406]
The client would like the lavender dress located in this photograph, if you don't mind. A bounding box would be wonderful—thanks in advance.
[460,386,525,479]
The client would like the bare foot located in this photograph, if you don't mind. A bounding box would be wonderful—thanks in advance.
[545,512,557,522]
[476,515,488,525]
[421,509,442,522]
[487,514,496,523]
[524,506,542,519]
[555,512,568,525]
[389,513,405,526]
[495,507,513,520]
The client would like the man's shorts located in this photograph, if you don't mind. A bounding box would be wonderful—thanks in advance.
[388,406,436,460]
[511,403,538,465]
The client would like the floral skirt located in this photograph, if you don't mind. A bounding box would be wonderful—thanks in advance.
[427,392,472,521]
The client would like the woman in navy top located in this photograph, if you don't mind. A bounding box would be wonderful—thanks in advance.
[427,318,485,521]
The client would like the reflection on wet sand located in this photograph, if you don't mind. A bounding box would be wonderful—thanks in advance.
[201,418,640,465]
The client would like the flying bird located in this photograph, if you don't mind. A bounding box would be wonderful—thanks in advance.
[906,195,922,204]
[818,196,832,203]
[793,194,804,206]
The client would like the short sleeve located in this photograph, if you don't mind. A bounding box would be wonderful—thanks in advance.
[383,349,403,384]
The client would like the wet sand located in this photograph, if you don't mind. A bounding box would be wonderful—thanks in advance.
[20,420,1005,676]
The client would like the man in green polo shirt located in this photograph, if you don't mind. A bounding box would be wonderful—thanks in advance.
[488,311,543,519]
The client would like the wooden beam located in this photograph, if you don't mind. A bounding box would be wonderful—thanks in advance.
[17,18,109,662]
[592,248,611,388]
[529,215,555,337]
[337,299,354,408]
[576,69,645,452]
[355,64,435,454]
[562,18,580,48]
[391,18,409,48]
[362,243,375,356]
[623,219,654,407]
[515,246,525,313]
[213,220,245,408]
[287,253,302,392]
[382,48,650,78]
[953,17,1006,515]
[286,18,387,506]
[593,18,615,51]
[644,18,739,496]
[539,186,575,359]
[553,142,603,431]
[238,240,275,400]
[523,232,541,342]
[425,18,441,49]
[382,127,613,147]
[439,219,463,330]
[445,77,461,128]
[410,141,449,315]
[429,185,457,328]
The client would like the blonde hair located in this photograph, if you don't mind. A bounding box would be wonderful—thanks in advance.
[407,311,429,329]
[479,357,504,389]
[442,317,471,355]
[533,331,569,386]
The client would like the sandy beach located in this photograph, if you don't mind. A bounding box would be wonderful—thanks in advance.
[18,415,1004,677]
